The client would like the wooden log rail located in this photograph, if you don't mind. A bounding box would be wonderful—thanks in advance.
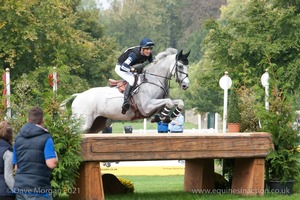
[70,132,273,200]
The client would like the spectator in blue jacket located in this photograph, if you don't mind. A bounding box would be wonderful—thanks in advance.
[151,114,170,133]
[156,121,169,133]
[13,107,58,200]
[169,113,184,133]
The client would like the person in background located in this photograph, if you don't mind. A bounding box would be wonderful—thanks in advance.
[151,115,169,133]
[13,107,58,200]
[156,121,169,133]
[0,121,15,200]
[169,113,184,133]
[115,38,155,114]
[102,119,113,134]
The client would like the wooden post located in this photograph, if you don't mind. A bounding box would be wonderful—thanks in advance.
[70,162,104,200]
[184,159,215,192]
[231,158,265,195]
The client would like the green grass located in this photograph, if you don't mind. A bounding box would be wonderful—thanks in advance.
[104,175,300,200]
[110,121,198,133]
[57,175,300,199]
[121,175,184,193]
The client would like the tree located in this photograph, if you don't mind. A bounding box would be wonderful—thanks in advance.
[101,0,183,52]
[189,0,300,113]
[0,0,117,87]
[183,61,223,113]
[179,0,226,49]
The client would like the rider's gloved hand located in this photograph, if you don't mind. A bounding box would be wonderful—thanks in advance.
[130,63,146,74]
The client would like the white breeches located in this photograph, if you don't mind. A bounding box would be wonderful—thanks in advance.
[115,64,135,86]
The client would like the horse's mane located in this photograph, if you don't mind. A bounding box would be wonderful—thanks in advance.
[154,48,178,62]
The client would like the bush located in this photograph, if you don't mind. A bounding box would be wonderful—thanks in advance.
[215,172,229,190]
[227,89,241,123]
[44,98,82,197]
[118,177,135,193]
[259,90,300,183]
[6,68,83,197]
[237,86,260,132]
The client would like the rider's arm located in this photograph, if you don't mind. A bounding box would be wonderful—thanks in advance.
[120,52,137,72]
[44,138,58,169]
[177,115,184,126]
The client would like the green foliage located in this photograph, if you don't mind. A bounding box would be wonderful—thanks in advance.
[101,0,184,52]
[238,86,261,132]
[0,0,117,87]
[259,89,300,183]
[7,67,83,196]
[44,98,82,197]
[9,66,89,117]
[183,62,223,113]
[227,88,241,123]
[191,0,300,113]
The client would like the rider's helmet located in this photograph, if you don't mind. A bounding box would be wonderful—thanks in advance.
[140,38,155,48]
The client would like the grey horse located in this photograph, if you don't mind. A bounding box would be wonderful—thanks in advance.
[69,48,190,133]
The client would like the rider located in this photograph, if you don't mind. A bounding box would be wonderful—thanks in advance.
[115,38,155,114]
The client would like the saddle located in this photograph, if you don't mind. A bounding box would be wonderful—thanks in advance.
[108,79,145,120]
[108,79,127,93]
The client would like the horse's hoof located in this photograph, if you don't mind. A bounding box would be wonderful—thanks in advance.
[121,108,127,114]
[163,116,171,123]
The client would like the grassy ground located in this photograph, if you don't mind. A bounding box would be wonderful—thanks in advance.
[57,175,300,199]
[104,175,300,200]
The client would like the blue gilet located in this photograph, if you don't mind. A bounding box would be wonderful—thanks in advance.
[14,123,52,194]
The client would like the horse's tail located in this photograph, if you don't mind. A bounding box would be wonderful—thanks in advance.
[60,93,79,111]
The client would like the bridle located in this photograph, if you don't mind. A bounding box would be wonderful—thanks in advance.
[170,60,189,85]
[137,57,188,98]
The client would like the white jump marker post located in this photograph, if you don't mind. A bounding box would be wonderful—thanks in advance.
[219,71,232,133]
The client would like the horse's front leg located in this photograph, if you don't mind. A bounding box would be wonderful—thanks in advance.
[140,98,185,119]
[169,99,184,118]
[140,98,175,117]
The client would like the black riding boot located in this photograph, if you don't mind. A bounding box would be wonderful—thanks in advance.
[122,84,134,114]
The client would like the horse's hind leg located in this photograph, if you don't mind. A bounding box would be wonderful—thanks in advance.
[89,116,107,133]
[71,113,93,133]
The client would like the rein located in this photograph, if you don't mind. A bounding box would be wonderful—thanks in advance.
[138,72,170,98]
[171,60,189,85]
[135,54,188,98]
[144,71,171,80]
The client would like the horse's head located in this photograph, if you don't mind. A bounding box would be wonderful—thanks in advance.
[174,50,190,90]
